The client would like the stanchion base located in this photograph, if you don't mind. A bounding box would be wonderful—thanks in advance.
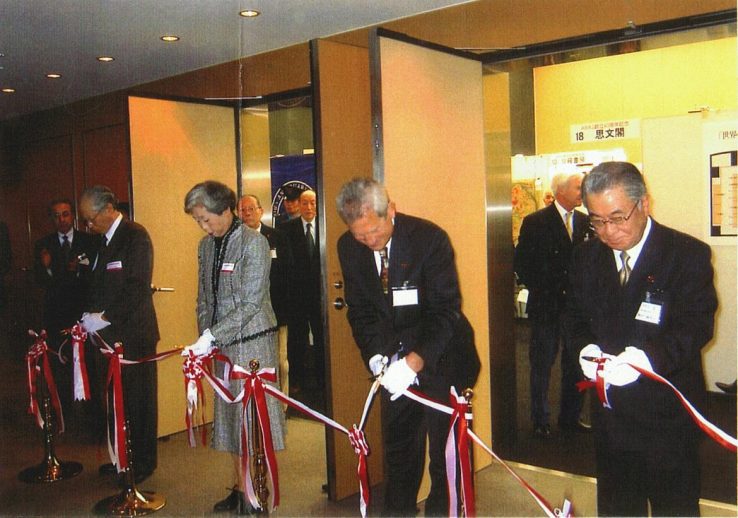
[93,487,166,516]
[18,459,83,483]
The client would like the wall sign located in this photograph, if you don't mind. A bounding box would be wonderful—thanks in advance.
[570,119,641,143]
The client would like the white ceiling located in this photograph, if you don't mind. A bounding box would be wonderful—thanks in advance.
[0,0,473,121]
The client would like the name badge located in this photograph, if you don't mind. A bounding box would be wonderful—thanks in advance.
[221,262,235,273]
[106,260,123,271]
[270,249,278,259]
[392,286,418,307]
[635,301,662,324]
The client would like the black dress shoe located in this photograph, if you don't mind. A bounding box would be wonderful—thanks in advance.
[533,424,551,438]
[214,488,256,514]
[98,463,117,475]
[716,380,737,394]
[560,420,592,433]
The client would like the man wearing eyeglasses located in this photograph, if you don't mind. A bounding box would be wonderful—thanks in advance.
[514,172,592,438]
[566,161,717,516]
[79,185,160,485]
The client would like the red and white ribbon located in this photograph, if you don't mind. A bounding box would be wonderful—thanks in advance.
[398,386,571,518]
[70,324,91,401]
[579,356,738,452]
[446,388,475,517]
[182,352,209,447]
[25,329,65,433]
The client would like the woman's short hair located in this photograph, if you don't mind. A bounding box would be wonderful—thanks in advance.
[184,181,236,215]
[335,177,389,225]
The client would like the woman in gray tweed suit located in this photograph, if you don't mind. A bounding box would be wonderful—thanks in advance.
[183,181,285,514]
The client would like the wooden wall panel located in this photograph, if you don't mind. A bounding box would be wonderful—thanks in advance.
[83,124,131,204]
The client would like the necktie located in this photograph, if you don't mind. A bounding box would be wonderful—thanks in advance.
[379,247,389,295]
[619,251,631,286]
[305,223,315,259]
[61,234,71,263]
[565,211,573,240]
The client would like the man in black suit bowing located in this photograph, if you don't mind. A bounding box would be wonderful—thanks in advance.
[281,189,323,396]
[566,162,717,516]
[514,172,591,437]
[79,186,160,484]
[336,178,479,516]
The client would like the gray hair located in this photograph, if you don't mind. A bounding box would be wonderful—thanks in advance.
[81,186,118,212]
[582,161,647,209]
[550,172,583,194]
[184,181,236,215]
[335,178,390,224]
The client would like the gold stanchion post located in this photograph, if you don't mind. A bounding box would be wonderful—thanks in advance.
[249,359,269,514]
[461,388,475,518]
[18,389,83,483]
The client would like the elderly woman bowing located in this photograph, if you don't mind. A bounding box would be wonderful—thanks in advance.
[183,180,285,514]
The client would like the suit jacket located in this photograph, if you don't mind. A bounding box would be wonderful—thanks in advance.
[514,203,590,319]
[34,228,96,333]
[259,224,293,326]
[338,213,480,391]
[281,216,321,318]
[565,220,717,454]
[197,223,277,345]
[89,219,159,353]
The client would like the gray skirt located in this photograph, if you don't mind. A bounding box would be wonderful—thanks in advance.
[211,331,286,454]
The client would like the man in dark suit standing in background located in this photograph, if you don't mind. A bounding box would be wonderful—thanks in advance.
[514,172,591,437]
[281,189,323,398]
[238,193,294,398]
[336,178,479,516]
[79,185,160,484]
[567,162,717,516]
[33,199,96,423]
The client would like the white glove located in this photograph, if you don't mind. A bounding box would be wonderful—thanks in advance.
[579,344,613,381]
[80,312,110,333]
[182,329,215,357]
[380,358,418,401]
[368,354,388,377]
[604,347,652,387]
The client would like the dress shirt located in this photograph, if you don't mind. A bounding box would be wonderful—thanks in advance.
[611,217,652,272]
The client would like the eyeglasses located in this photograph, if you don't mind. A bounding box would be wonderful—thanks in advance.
[83,209,102,227]
[589,202,639,230]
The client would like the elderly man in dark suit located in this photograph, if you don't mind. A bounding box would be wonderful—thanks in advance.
[281,189,323,397]
[238,193,293,397]
[79,185,160,484]
[336,178,480,517]
[566,161,717,516]
[514,172,591,437]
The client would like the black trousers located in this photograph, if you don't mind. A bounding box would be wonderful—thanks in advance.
[380,379,451,517]
[287,305,323,389]
[595,440,701,516]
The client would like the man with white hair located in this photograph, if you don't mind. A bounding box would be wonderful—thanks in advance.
[514,171,591,437]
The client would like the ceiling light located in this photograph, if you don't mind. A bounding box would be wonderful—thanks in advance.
[2,88,15,94]
[160,35,180,42]
[46,73,62,79]
[97,56,115,62]
[239,9,260,18]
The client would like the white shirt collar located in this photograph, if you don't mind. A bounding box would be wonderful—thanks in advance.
[612,217,652,271]
[553,199,572,223]
[105,213,124,244]
[58,229,73,245]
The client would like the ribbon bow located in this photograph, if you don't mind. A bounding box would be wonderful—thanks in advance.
[25,329,64,433]
[70,323,91,401]
[446,388,475,517]
[348,426,371,517]
[182,351,210,447]
[100,341,128,472]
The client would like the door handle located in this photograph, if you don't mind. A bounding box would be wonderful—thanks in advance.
[333,297,346,310]
[151,285,175,293]
[333,280,343,289]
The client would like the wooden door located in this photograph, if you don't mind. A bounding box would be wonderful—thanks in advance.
[311,38,383,501]
[129,96,237,436]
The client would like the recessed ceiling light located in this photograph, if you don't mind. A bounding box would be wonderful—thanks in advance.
[97,56,115,62]
[160,35,180,42]
[46,73,62,79]
[2,88,15,94]
[239,9,260,18]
